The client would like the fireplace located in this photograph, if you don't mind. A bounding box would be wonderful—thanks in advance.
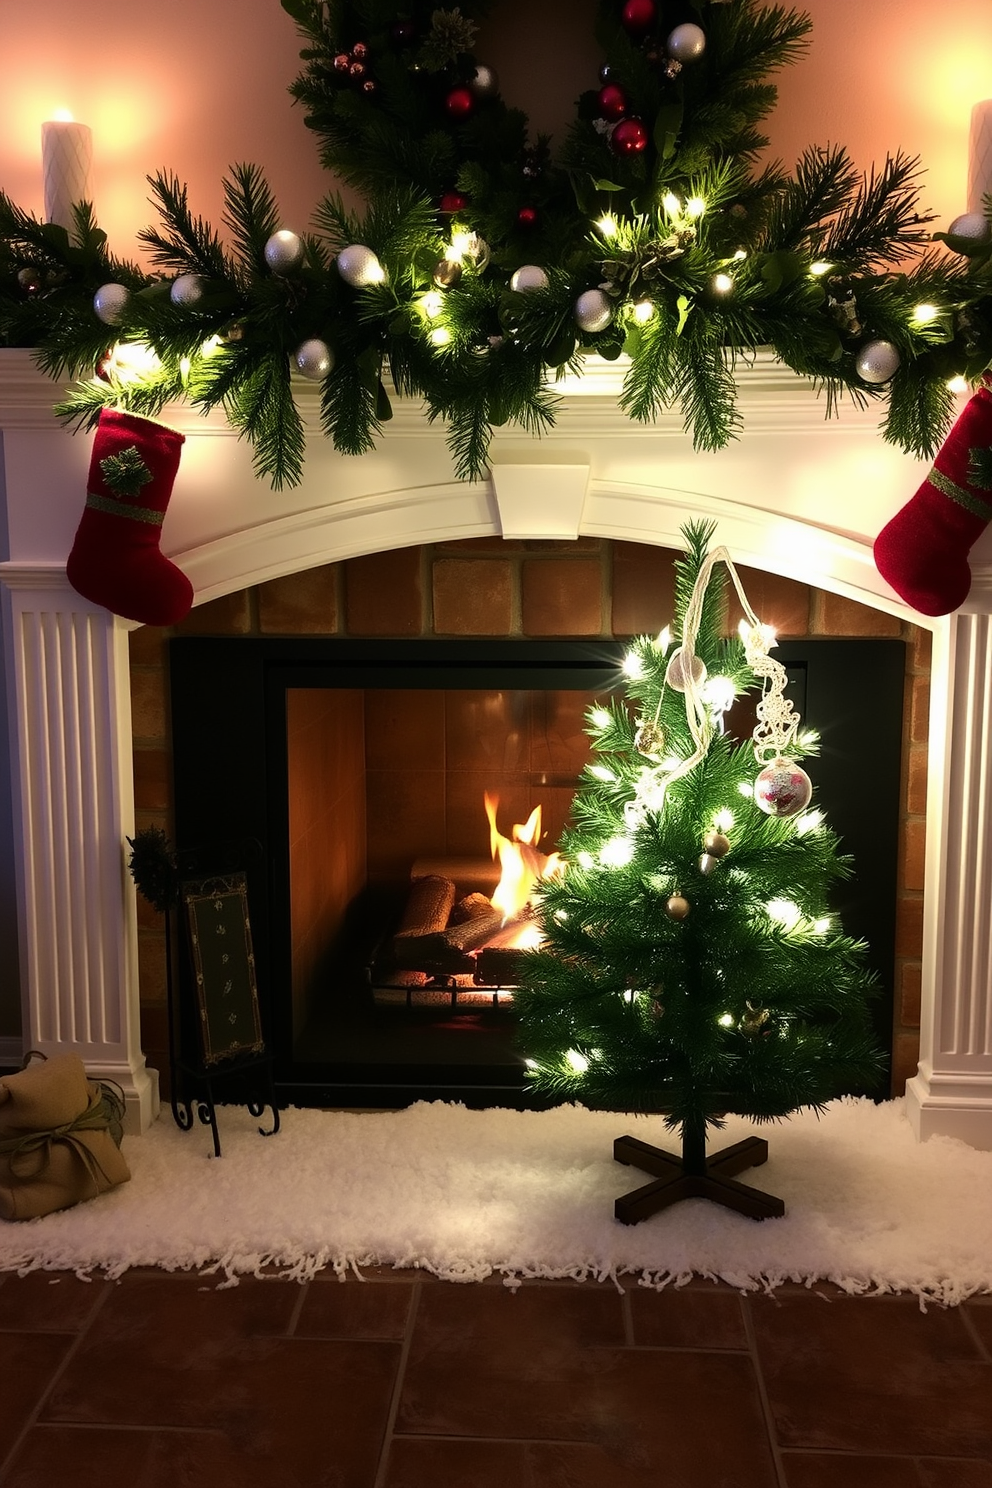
[3,347,992,1148]
[168,634,905,1108]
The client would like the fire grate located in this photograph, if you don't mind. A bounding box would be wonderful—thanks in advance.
[367,864,530,1009]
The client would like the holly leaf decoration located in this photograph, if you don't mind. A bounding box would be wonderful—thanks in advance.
[99,445,153,498]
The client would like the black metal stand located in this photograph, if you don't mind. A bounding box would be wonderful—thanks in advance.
[164,841,280,1158]
[169,1048,280,1160]
[613,1126,785,1224]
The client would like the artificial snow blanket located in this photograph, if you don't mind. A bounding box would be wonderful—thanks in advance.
[1,1097,990,1304]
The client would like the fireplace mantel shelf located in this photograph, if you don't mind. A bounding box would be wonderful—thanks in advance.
[2,346,992,1149]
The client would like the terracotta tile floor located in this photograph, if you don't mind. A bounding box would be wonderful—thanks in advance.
[0,1267,990,1488]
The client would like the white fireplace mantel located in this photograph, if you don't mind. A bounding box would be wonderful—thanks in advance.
[2,346,991,1146]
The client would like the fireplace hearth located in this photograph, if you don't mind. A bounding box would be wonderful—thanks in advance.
[169,635,905,1109]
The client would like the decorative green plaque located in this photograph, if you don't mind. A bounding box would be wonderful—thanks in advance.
[182,873,264,1065]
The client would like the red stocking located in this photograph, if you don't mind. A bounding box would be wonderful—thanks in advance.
[66,408,193,627]
[874,383,992,616]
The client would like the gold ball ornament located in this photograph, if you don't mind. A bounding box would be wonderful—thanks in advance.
[432,257,463,289]
[698,853,719,875]
[703,831,730,858]
[633,720,666,758]
[665,646,707,692]
[665,894,691,920]
[754,758,813,818]
[741,1002,771,1036]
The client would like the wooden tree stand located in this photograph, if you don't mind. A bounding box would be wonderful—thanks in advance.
[613,1129,786,1224]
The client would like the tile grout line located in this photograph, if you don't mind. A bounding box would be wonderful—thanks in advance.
[372,1275,424,1488]
[740,1297,791,1488]
[0,1278,116,1482]
[284,1278,311,1337]
[959,1303,992,1364]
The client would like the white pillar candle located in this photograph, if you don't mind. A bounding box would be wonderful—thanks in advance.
[41,114,93,230]
[967,100,992,213]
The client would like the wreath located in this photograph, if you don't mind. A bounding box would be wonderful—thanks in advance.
[2,0,992,486]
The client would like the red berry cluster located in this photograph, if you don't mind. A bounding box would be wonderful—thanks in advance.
[332,41,376,96]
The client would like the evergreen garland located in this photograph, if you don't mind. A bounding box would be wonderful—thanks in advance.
[2,0,992,485]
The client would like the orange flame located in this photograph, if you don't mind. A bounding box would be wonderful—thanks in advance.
[484,793,562,943]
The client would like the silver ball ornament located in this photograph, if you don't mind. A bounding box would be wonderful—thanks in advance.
[93,283,131,325]
[666,22,706,62]
[264,229,304,274]
[855,339,901,384]
[509,264,549,293]
[336,244,384,287]
[574,288,614,333]
[754,758,813,818]
[470,64,499,99]
[294,338,334,381]
[170,273,206,309]
[948,211,992,242]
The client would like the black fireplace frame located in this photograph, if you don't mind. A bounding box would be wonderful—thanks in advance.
[169,636,905,1109]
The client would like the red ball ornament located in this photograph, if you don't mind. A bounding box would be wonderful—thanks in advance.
[439,191,468,215]
[445,86,475,120]
[597,83,628,122]
[621,0,656,34]
[333,52,351,72]
[517,205,538,228]
[610,117,649,156]
[351,41,368,60]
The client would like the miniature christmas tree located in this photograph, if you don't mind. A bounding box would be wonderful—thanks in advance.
[513,522,882,1222]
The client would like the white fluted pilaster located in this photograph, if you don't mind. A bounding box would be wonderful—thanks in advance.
[906,612,992,1149]
[0,565,158,1131]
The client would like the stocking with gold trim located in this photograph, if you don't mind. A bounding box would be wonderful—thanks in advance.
[66,408,193,627]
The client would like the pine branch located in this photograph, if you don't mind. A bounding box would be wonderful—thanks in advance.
[823,153,932,270]
[222,164,282,277]
[139,172,235,280]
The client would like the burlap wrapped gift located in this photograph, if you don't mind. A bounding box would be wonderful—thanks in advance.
[0,1054,130,1221]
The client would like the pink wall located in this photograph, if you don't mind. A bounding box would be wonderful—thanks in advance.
[1,0,992,259]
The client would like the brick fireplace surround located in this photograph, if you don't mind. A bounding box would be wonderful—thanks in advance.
[1,348,990,1147]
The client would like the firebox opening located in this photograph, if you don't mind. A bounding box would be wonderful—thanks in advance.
[169,637,904,1110]
[285,681,594,1083]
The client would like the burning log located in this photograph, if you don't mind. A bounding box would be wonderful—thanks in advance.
[391,875,456,941]
[390,906,507,973]
[450,892,495,923]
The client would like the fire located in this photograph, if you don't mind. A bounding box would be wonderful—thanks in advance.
[484,793,562,948]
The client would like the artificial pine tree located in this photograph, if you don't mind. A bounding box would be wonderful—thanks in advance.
[514,522,882,1222]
